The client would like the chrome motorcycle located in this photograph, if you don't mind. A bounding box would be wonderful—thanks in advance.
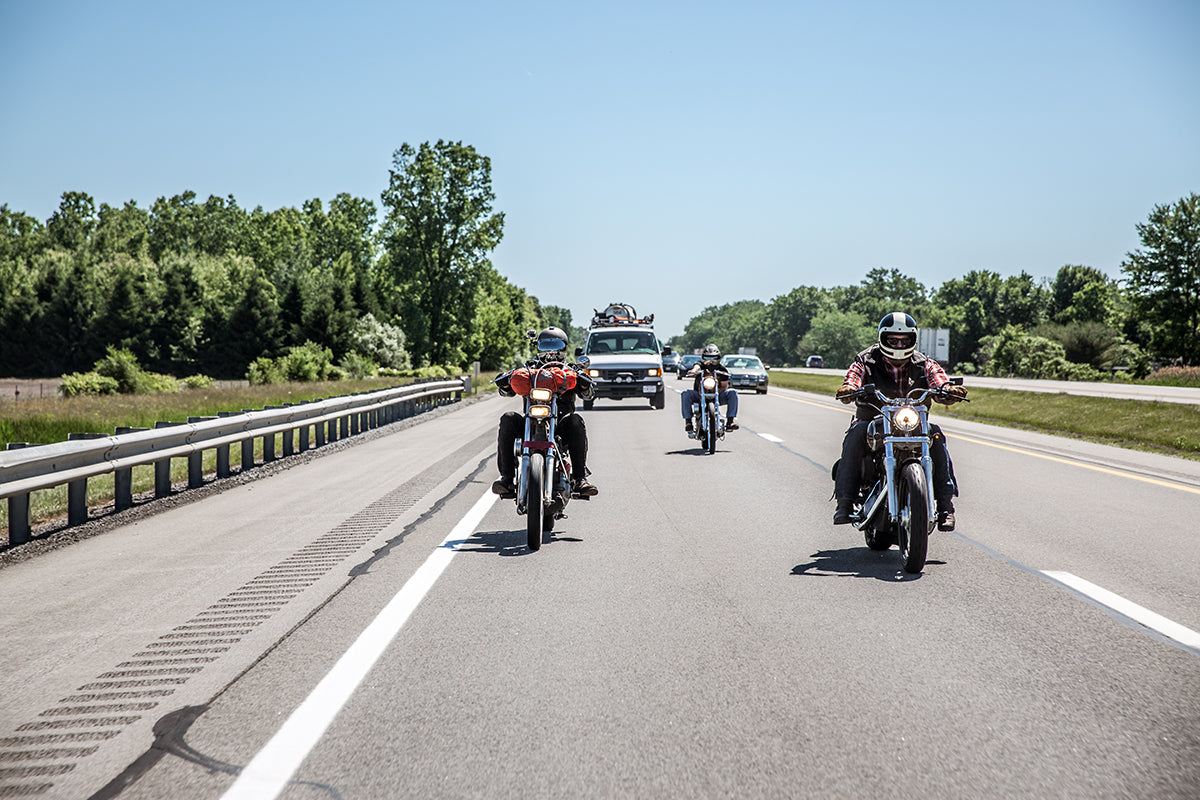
[496,361,577,551]
[835,381,967,573]
[687,365,725,455]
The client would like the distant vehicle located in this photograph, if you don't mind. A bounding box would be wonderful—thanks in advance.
[575,302,666,410]
[721,354,769,394]
[676,354,701,379]
[806,355,824,368]
[661,350,681,372]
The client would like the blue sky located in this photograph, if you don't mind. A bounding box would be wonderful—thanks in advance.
[2,0,1197,339]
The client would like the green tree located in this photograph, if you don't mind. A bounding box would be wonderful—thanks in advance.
[46,191,97,251]
[1122,193,1200,364]
[847,267,929,324]
[762,285,835,365]
[379,140,505,367]
[796,310,875,370]
[94,201,151,258]
[677,300,767,356]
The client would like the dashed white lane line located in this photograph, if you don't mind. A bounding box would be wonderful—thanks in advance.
[221,489,499,800]
[758,433,784,443]
[1042,571,1200,651]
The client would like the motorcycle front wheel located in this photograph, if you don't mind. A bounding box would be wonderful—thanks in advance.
[897,461,929,573]
[526,452,545,551]
[705,402,718,454]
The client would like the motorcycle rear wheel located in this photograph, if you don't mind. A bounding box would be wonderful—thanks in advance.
[897,462,929,573]
[526,452,544,551]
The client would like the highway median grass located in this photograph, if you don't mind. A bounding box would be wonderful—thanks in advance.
[767,370,1200,461]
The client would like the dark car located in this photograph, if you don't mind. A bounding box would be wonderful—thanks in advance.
[721,354,769,394]
[661,350,681,373]
[806,355,824,368]
[676,354,701,379]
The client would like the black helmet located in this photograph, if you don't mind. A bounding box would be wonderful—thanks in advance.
[878,312,917,360]
[536,326,569,358]
[702,343,721,361]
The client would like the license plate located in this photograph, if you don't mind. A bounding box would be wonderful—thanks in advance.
[643,384,657,393]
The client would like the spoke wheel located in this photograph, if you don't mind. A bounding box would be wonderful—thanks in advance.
[526,452,544,551]
[897,462,929,573]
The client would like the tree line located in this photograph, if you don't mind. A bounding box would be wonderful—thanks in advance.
[672,193,1200,377]
[0,140,575,380]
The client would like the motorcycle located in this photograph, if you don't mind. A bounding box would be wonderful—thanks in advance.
[494,360,579,551]
[687,365,725,455]
[834,380,968,573]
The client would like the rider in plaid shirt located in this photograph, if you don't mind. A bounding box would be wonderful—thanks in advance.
[832,312,967,530]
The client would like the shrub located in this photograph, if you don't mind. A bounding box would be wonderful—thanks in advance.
[981,326,1104,380]
[339,352,378,379]
[93,346,145,393]
[247,357,284,385]
[280,341,338,382]
[351,313,411,370]
[181,374,214,389]
[60,371,121,397]
[1146,366,1200,388]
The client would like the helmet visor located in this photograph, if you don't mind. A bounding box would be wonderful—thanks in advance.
[882,333,916,350]
[537,335,568,352]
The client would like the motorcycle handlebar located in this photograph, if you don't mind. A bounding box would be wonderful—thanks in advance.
[849,383,969,406]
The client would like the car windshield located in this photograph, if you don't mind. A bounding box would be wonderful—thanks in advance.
[680,356,700,366]
[723,357,762,369]
[587,331,659,355]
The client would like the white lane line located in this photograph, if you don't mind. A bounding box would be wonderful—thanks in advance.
[221,489,499,800]
[1042,570,1200,650]
[758,433,784,443]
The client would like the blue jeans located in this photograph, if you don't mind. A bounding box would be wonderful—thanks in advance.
[681,388,739,420]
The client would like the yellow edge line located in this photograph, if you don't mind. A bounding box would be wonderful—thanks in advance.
[768,388,1200,496]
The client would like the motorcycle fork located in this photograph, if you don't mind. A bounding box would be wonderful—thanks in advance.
[517,406,556,513]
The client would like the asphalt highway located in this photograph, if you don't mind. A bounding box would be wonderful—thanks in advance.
[1,385,1198,799]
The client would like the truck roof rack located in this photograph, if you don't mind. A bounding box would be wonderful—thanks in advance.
[590,302,654,328]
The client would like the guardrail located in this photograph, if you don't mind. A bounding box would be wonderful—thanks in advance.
[1,377,469,546]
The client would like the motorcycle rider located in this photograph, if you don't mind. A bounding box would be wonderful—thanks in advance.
[681,343,739,433]
[833,312,967,530]
[492,326,599,498]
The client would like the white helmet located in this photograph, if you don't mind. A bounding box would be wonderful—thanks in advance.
[702,344,721,360]
[878,312,917,361]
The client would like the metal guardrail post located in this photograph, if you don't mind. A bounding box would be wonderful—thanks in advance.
[241,410,255,470]
[215,414,233,478]
[282,407,295,457]
[6,443,33,544]
[66,433,106,525]
[187,417,216,488]
[263,407,280,462]
[315,417,327,446]
[154,421,178,497]
[114,427,148,509]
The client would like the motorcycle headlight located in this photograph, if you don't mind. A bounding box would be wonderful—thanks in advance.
[587,369,601,378]
[702,376,717,390]
[528,404,552,418]
[530,387,553,402]
[892,407,920,432]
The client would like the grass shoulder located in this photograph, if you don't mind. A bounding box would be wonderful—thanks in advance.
[767,370,1200,461]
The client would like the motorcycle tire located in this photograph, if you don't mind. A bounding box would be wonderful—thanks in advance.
[526,452,544,551]
[897,462,929,573]
[705,402,718,454]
